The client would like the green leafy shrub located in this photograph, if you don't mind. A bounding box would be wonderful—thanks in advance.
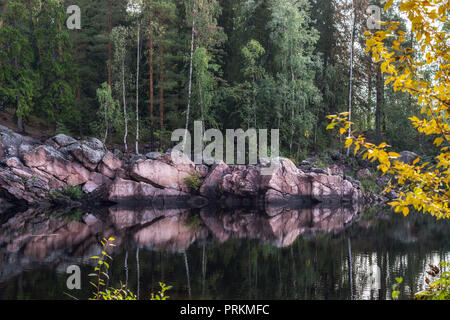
[49,185,83,201]
[392,277,403,299]
[89,237,136,300]
[151,283,173,300]
[360,178,380,194]
[88,237,171,301]
[415,263,450,300]
[184,173,202,192]
[64,185,83,200]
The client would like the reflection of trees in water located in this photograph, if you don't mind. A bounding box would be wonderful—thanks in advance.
[0,206,449,299]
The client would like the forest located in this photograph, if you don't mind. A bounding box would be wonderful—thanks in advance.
[0,0,437,162]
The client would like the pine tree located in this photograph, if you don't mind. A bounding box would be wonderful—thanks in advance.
[0,1,37,133]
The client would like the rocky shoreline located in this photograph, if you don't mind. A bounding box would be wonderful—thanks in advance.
[0,126,372,213]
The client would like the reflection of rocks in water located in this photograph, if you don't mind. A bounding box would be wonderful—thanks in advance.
[133,211,208,252]
[0,209,108,282]
[268,210,311,247]
[109,205,185,230]
[201,203,360,248]
[200,209,276,244]
[0,203,360,283]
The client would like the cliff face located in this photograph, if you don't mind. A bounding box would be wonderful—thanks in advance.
[0,126,363,208]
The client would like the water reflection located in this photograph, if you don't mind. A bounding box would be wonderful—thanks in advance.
[0,203,449,300]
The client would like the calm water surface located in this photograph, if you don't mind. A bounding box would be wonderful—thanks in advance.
[0,203,449,300]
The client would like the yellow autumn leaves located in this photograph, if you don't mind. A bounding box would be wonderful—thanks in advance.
[328,0,449,219]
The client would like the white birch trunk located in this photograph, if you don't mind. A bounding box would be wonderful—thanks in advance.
[122,56,128,154]
[347,2,355,156]
[183,13,195,153]
[135,22,140,155]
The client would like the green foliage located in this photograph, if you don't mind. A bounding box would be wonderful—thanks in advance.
[312,154,332,169]
[392,277,403,299]
[151,282,173,300]
[0,1,37,124]
[89,237,137,300]
[64,185,83,200]
[267,0,322,157]
[0,0,438,172]
[95,82,121,143]
[49,185,83,201]
[360,178,380,195]
[88,237,172,301]
[184,173,202,192]
[415,263,450,300]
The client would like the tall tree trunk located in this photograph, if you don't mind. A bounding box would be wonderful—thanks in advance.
[107,0,112,87]
[159,64,164,149]
[136,22,141,155]
[122,57,128,154]
[183,11,195,152]
[17,113,24,133]
[367,64,372,131]
[253,74,257,129]
[104,102,109,144]
[376,63,383,144]
[347,1,356,156]
[149,0,155,150]
[58,25,62,61]
[198,77,204,132]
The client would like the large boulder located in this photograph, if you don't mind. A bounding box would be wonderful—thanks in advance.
[326,165,344,176]
[0,126,39,160]
[261,158,312,197]
[398,151,419,165]
[262,158,362,204]
[23,145,89,186]
[108,178,189,202]
[0,166,51,203]
[130,152,196,192]
[98,151,123,179]
[101,151,122,171]
[199,162,231,198]
[220,165,261,197]
[52,134,78,148]
[82,172,112,193]
[310,172,360,203]
[68,138,106,171]
[357,168,372,180]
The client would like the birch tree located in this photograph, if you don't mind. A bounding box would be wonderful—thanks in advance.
[111,26,130,154]
[127,0,143,154]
